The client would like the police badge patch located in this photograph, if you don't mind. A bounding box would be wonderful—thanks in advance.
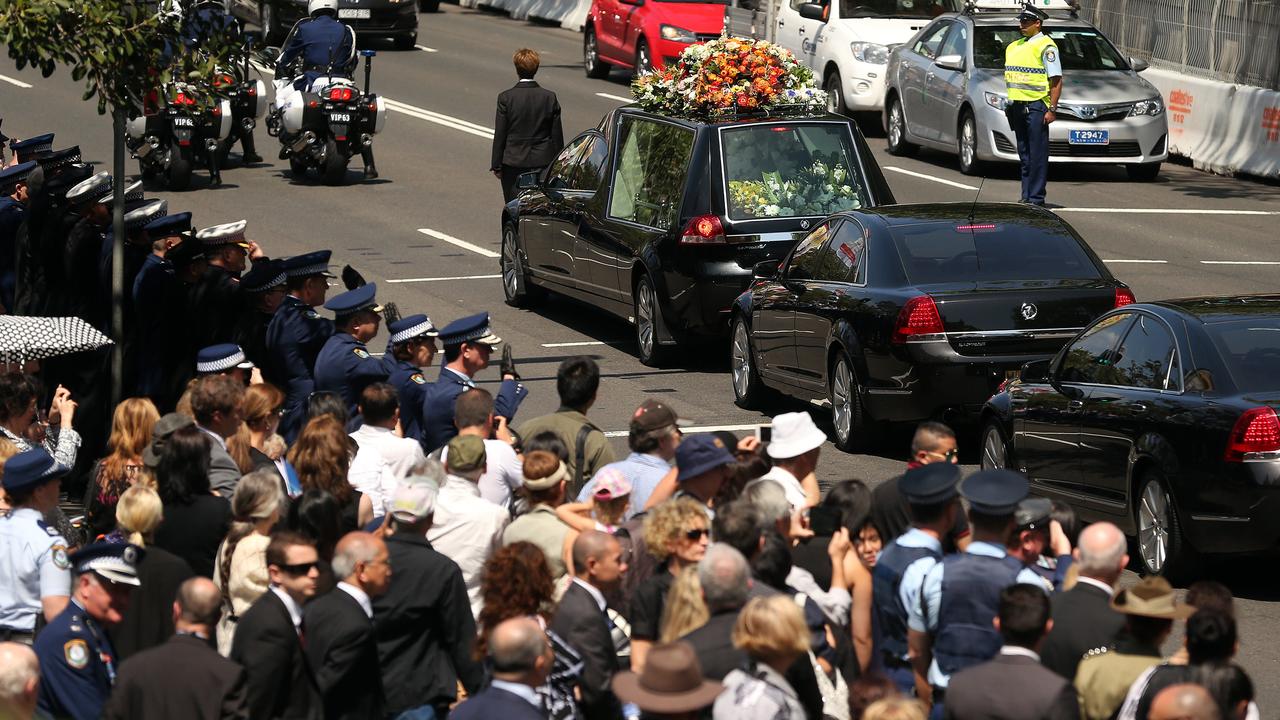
[65,639,89,669]
[1045,49,1057,63]
[354,348,370,359]
[411,373,426,385]
[51,544,70,570]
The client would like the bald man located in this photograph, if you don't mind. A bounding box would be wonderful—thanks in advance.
[1149,684,1220,720]
[102,578,248,719]
[453,617,553,720]
[551,531,627,719]
[0,642,40,720]
[1041,522,1129,680]
[304,532,391,720]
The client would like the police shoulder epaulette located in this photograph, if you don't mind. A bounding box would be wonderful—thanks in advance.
[38,520,59,536]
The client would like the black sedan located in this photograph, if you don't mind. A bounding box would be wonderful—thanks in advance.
[981,296,1280,579]
[730,203,1133,451]
[230,0,419,48]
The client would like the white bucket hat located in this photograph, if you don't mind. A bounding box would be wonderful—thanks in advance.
[766,412,827,459]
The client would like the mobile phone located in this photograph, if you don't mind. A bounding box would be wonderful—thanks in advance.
[755,425,773,443]
[808,505,841,536]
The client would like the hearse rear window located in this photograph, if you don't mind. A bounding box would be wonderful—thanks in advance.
[721,123,868,221]
[892,220,1100,283]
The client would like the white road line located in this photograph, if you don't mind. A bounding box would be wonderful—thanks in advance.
[0,74,32,89]
[540,341,618,348]
[384,98,495,139]
[416,228,500,258]
[415,45,438,53]
[603,423,766,438]
[1199,260,1280,265]
[595,92,632,103]
[1102,259,1168,264]
[1057,208,1280,216]
[882,166,979,191]
[385,274,501,283]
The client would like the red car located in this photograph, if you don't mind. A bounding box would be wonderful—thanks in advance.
[583,0,729,77]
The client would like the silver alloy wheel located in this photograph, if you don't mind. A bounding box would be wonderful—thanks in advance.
[981,424,1006,469]
[831,359,854,444]
[636,280,655,358]
[501,226,519,300]
[732,320,752,399]
[585,32,597,71]
[960,116,977,170]
[637,42,651,72]
[889,101,904,148]
[1138,481,1171,573]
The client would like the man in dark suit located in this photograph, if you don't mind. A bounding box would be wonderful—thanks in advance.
[491,48,564,202]
[1039,522,1128,680]
[681,542,750,681]
[944,584,1079,720]
[103,578,248,720]
[453,617,553,720]
[305,532,391,720]
[229,532,322,720]
[550,531,627,720]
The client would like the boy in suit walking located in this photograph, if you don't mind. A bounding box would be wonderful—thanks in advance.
[491,49,564,202]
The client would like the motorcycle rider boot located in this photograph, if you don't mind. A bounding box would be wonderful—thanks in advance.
[240,128,262,164]
[361,146,378,179]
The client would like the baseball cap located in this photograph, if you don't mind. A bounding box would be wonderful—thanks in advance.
[675,434,735,483]
[390,480,438,522]
[446,435,486,473]
[593,468,633,501]
[630,399,690,434]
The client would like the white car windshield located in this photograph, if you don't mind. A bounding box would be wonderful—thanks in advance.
[973,26,1130,70]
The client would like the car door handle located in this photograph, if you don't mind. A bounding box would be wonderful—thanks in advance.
[1067,400,1083,411]
[778,19,785,26]
[1131,402,1148,414]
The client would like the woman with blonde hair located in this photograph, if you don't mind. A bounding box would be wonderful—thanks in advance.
[713,595,811,720]
[631,497,710,671]
[84,398,159,538]
[288,415,372,532]
[214,469,283,655]
[860,697,927,720]
[658,565,709,643]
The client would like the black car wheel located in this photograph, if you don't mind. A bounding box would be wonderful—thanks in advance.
[634,274,665,367]
[1136,471,1195,579]
[584,27,609,79]
[886,96,918,157]
[166,138,193,191]
[634,39,652,76]
[980,420,1009,470]
[731,315,768,409]
[394,32,417,50]
[958,110,985,176]
[322,139,348,186]
[502,223,544,308]
[419,0,441,11]
[825,72,847,116]
[830,352,866,452]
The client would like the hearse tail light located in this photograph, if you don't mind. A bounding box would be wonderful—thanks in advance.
[1224,407,1280,462]
[1115,287,1136,307]
[892,295,945,344]
[680,215,727,245]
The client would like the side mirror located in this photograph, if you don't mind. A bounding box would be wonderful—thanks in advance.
[1130,56,1149,72]
[259,46,282,65]
[934,54,965,72]
[752,260,779,280]
[1018,358,1051,384]
[516,170,540,190]
[798,2,826,20]
[619,0,644,6]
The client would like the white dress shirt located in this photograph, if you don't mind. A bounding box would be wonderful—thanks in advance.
[751,466,809,512]
[427,474,510,619]
[351,424,428,481]
[347,441,396,518]
[337,581,373,619]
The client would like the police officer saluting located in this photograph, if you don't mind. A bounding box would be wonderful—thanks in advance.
[313,282,392,421]
[192,220,266,350]
[872,463,960,696]
[264,250,335,442]
[908,469,1048,718]
[233,258,287,370]
[34,540,142,720]
[0,449,73,645]
[0,161,38,313]
[385,313,438,444]
[1004,3,1061,206]
[420,312,526,452]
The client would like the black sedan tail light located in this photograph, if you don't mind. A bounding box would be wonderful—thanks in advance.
[1224,407,1280,462]
[892,295,945,344]
[1115,287,1136,307]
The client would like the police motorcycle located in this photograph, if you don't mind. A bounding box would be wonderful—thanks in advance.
[126,81,232,190]
[211,50,268,167]
[263,0,387,185]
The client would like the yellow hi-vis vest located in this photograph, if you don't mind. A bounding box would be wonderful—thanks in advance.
[1004,34,1057,102]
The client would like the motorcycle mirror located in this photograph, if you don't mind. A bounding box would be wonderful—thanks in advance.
[243,30,260,47]
[360,49,377,58]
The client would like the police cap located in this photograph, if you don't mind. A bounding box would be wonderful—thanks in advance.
[324,282,382,318]
[196,343,254,374]
[388,313,438,344]
[960,468,1030,516]
[102,179,145,205]
[166,235,206,269]
[281,250,336,279]
[438,312,502,348]
[143,211,193,239]
[42,162,92,198]
[124,199,168,233]
[69,542,144,586]
[10,133,54,163]
[2,448,69,493]
[1018,3,1048,21]
[65,171,113,207]
[241,259,287,293]
[0,161,37,194]
[899,462,961,505]
[36,146,82,176]
[196,219,249,248]
[1014,496,1053,530]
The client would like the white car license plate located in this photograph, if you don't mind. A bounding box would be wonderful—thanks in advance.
[338,8,370,18]
[1069,129,1109,145]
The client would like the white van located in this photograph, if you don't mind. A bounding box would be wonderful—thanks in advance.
[774,0,960,115]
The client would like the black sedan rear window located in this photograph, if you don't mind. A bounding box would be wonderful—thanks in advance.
[1206,320,1280,392]
[891,220,1101,284]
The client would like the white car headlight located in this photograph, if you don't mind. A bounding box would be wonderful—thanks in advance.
[850,42,889,65]
[984,91,1009,110]
[660,25,697,43]
[1130,97,1165,116]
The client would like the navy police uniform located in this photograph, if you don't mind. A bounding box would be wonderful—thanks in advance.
[0,450,73,643]
[233,259,287,370]
[35,542,144,720]
[277,14,357,88]
[312,282,393,421]
[264,251,335,442]
[131,212,194,407]
[189,220,253,351]
[0,161,38,311]
[420,312,528,452]
[385,314,438,445]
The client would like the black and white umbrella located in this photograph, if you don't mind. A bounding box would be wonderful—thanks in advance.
[0,316,115,364]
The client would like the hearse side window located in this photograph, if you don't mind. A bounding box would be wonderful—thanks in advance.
[891,220,1100,284]
[1112,314,1178,390]
[1205,319,1280,393]
[788,222,835,280]
[571,136,609,192]
[721,123,867,221]
[608,117,695,231]
[799,220,867,284]
[545,136,589,190]
[1058,313,1134,385]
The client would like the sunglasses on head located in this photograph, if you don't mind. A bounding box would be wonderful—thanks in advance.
[274,561,319,576]
[684,528,709,541]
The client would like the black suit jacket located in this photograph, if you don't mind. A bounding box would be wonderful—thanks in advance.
[229,590,321,720]
[304,587,385,720]
[108,545,194,661]
[680,609,747,681]
[452,686,547,720]
[944,651,1080,720]
[550,581,622,720]
[103,634,249,720]
[1040,581,1125,680]
[491,81,564,170]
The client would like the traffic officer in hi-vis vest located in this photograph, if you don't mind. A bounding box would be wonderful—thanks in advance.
[1004,4,1062,206]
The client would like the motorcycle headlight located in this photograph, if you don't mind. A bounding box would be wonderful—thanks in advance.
[850,42,889,65]
[984,91,1009,110]
[1130,97,1165,116]
[660,25,697,43]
